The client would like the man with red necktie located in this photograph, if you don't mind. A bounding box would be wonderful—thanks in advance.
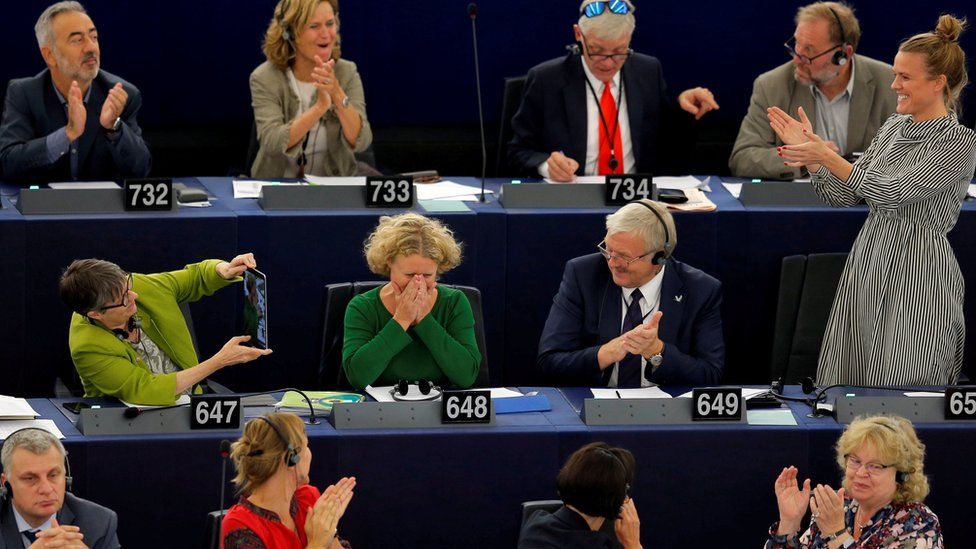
[508,0,720,181]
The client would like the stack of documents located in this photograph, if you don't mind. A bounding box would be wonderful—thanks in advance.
[0,395,38,419]
[0,395,64,439]
[275,391,365,414]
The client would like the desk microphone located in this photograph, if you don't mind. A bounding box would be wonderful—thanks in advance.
[123,400,188,419]
[468,2,487,202]
[219,440,232,512]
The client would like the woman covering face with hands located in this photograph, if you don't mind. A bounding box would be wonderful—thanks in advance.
[341,213,481,390]
[766,415,942,548]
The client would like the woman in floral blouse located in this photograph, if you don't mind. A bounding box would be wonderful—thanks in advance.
[766,414,941,548]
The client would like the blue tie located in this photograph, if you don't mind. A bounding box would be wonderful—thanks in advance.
[23,529,39,543]
[617,289,644,388]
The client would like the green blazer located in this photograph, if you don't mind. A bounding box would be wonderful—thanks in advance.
[68,260,238,405]
[342,285,481,390]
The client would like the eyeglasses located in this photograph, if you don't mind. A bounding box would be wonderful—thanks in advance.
[99,273,133,311]
[581,0,631,18]
[845,454,893,475]
[597,241,651,266]
[580,33,633,63]
[783,38,842,64]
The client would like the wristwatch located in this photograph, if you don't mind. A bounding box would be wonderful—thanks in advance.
[648,344,664,368]
[341,95,350,108]
[106,116,122,134]
[822,527,850,543]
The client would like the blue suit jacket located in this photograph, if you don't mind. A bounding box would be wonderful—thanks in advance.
[537,253,725,386]
[507,51,671,177]
[0,69,151,184]
[0,492,120,549]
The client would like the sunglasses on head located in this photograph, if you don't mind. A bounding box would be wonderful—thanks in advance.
[581,0,631,18]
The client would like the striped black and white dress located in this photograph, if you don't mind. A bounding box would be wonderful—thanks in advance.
[812,113,976,386]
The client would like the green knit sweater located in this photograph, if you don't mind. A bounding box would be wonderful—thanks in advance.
[341,285,481,390]
[67,260,238,404]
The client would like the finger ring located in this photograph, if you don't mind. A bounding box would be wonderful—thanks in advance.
[811,513,819,519]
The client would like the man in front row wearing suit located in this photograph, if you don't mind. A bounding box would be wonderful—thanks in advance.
[0,1,151,184]
[1,428,119,549]
[538,200,724,387]
[507,0,719,181]
[728,1,896,180]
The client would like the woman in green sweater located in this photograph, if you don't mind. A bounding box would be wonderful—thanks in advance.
[342,214,481,390]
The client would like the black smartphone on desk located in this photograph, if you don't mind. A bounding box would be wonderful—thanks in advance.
[62,401,92,414]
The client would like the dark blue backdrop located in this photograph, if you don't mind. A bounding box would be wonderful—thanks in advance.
[3,1,974,132]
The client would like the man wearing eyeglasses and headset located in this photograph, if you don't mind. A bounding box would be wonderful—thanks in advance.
[729,1,896,180]
[58,255,273,405]
[537,200,724,387]
[508,0,719,182]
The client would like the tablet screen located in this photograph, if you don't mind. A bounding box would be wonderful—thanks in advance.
[242,269,268,349]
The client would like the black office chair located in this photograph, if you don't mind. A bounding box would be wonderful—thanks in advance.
[770,253,848,384]
[495,76,527,176]
[204,509,227,549]
[518,499,620,546]
[319,281,490,389]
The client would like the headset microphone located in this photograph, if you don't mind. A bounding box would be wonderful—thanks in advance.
[631,200,673,265]
[827,7,849,66]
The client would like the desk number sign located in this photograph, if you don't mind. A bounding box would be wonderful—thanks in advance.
[124,178,173,211]
[441,390,491,424]
[366,176,414,207]
[945,386,976,420]
[191,395,242,430]
[605,174,656,205]
[691,388,743,421]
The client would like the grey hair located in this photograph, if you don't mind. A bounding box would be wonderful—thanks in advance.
[35,1,87,48]
[605,200,676,257]
[1,429,67,474]
[59,258,129,315]
[578,0,636,41]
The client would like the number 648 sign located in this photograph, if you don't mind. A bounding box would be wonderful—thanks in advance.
[441,390,492,424]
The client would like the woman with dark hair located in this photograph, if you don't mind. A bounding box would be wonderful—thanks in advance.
[519,442,642,549]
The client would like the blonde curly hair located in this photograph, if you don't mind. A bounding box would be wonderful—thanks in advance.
[835,415,929,504]
[363,213,462,277]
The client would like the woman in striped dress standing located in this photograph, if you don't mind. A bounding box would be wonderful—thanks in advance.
[771,15,976,386]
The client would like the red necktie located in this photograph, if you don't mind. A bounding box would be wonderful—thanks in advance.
[598,81,623,175]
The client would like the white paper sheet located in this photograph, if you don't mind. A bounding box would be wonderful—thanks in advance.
[675,388,770,400]
[747,408,798,426]
[303,176,366,186]
[904,392,944,397]
[415,180,494,200]
[0,396,39,419]
[120,394,191,409]
[968,184,976,199]
[723,183,742,199]
[591,387,672,399]
[232,180,303,199]
[0,419,65,439]
[48,182,120,189]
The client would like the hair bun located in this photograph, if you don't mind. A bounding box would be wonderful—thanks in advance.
[935,14,967,43]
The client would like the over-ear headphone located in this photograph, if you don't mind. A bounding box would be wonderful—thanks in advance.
[277,0,295,44]
[872,417,913,484]
[0,428,74,505]
[827,7,849,66]
[248,415,300,467]
[111,315,142,341]
[631,200,673,265]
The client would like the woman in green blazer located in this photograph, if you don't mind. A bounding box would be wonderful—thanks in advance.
[60,255,272,405]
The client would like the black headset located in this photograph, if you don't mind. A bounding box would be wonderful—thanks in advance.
[247,415,300,467]
[276,0,295,43]
[631,200,673,265]
[827,7,850,66]
[0,428,74,506]
[872,417,914,484]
